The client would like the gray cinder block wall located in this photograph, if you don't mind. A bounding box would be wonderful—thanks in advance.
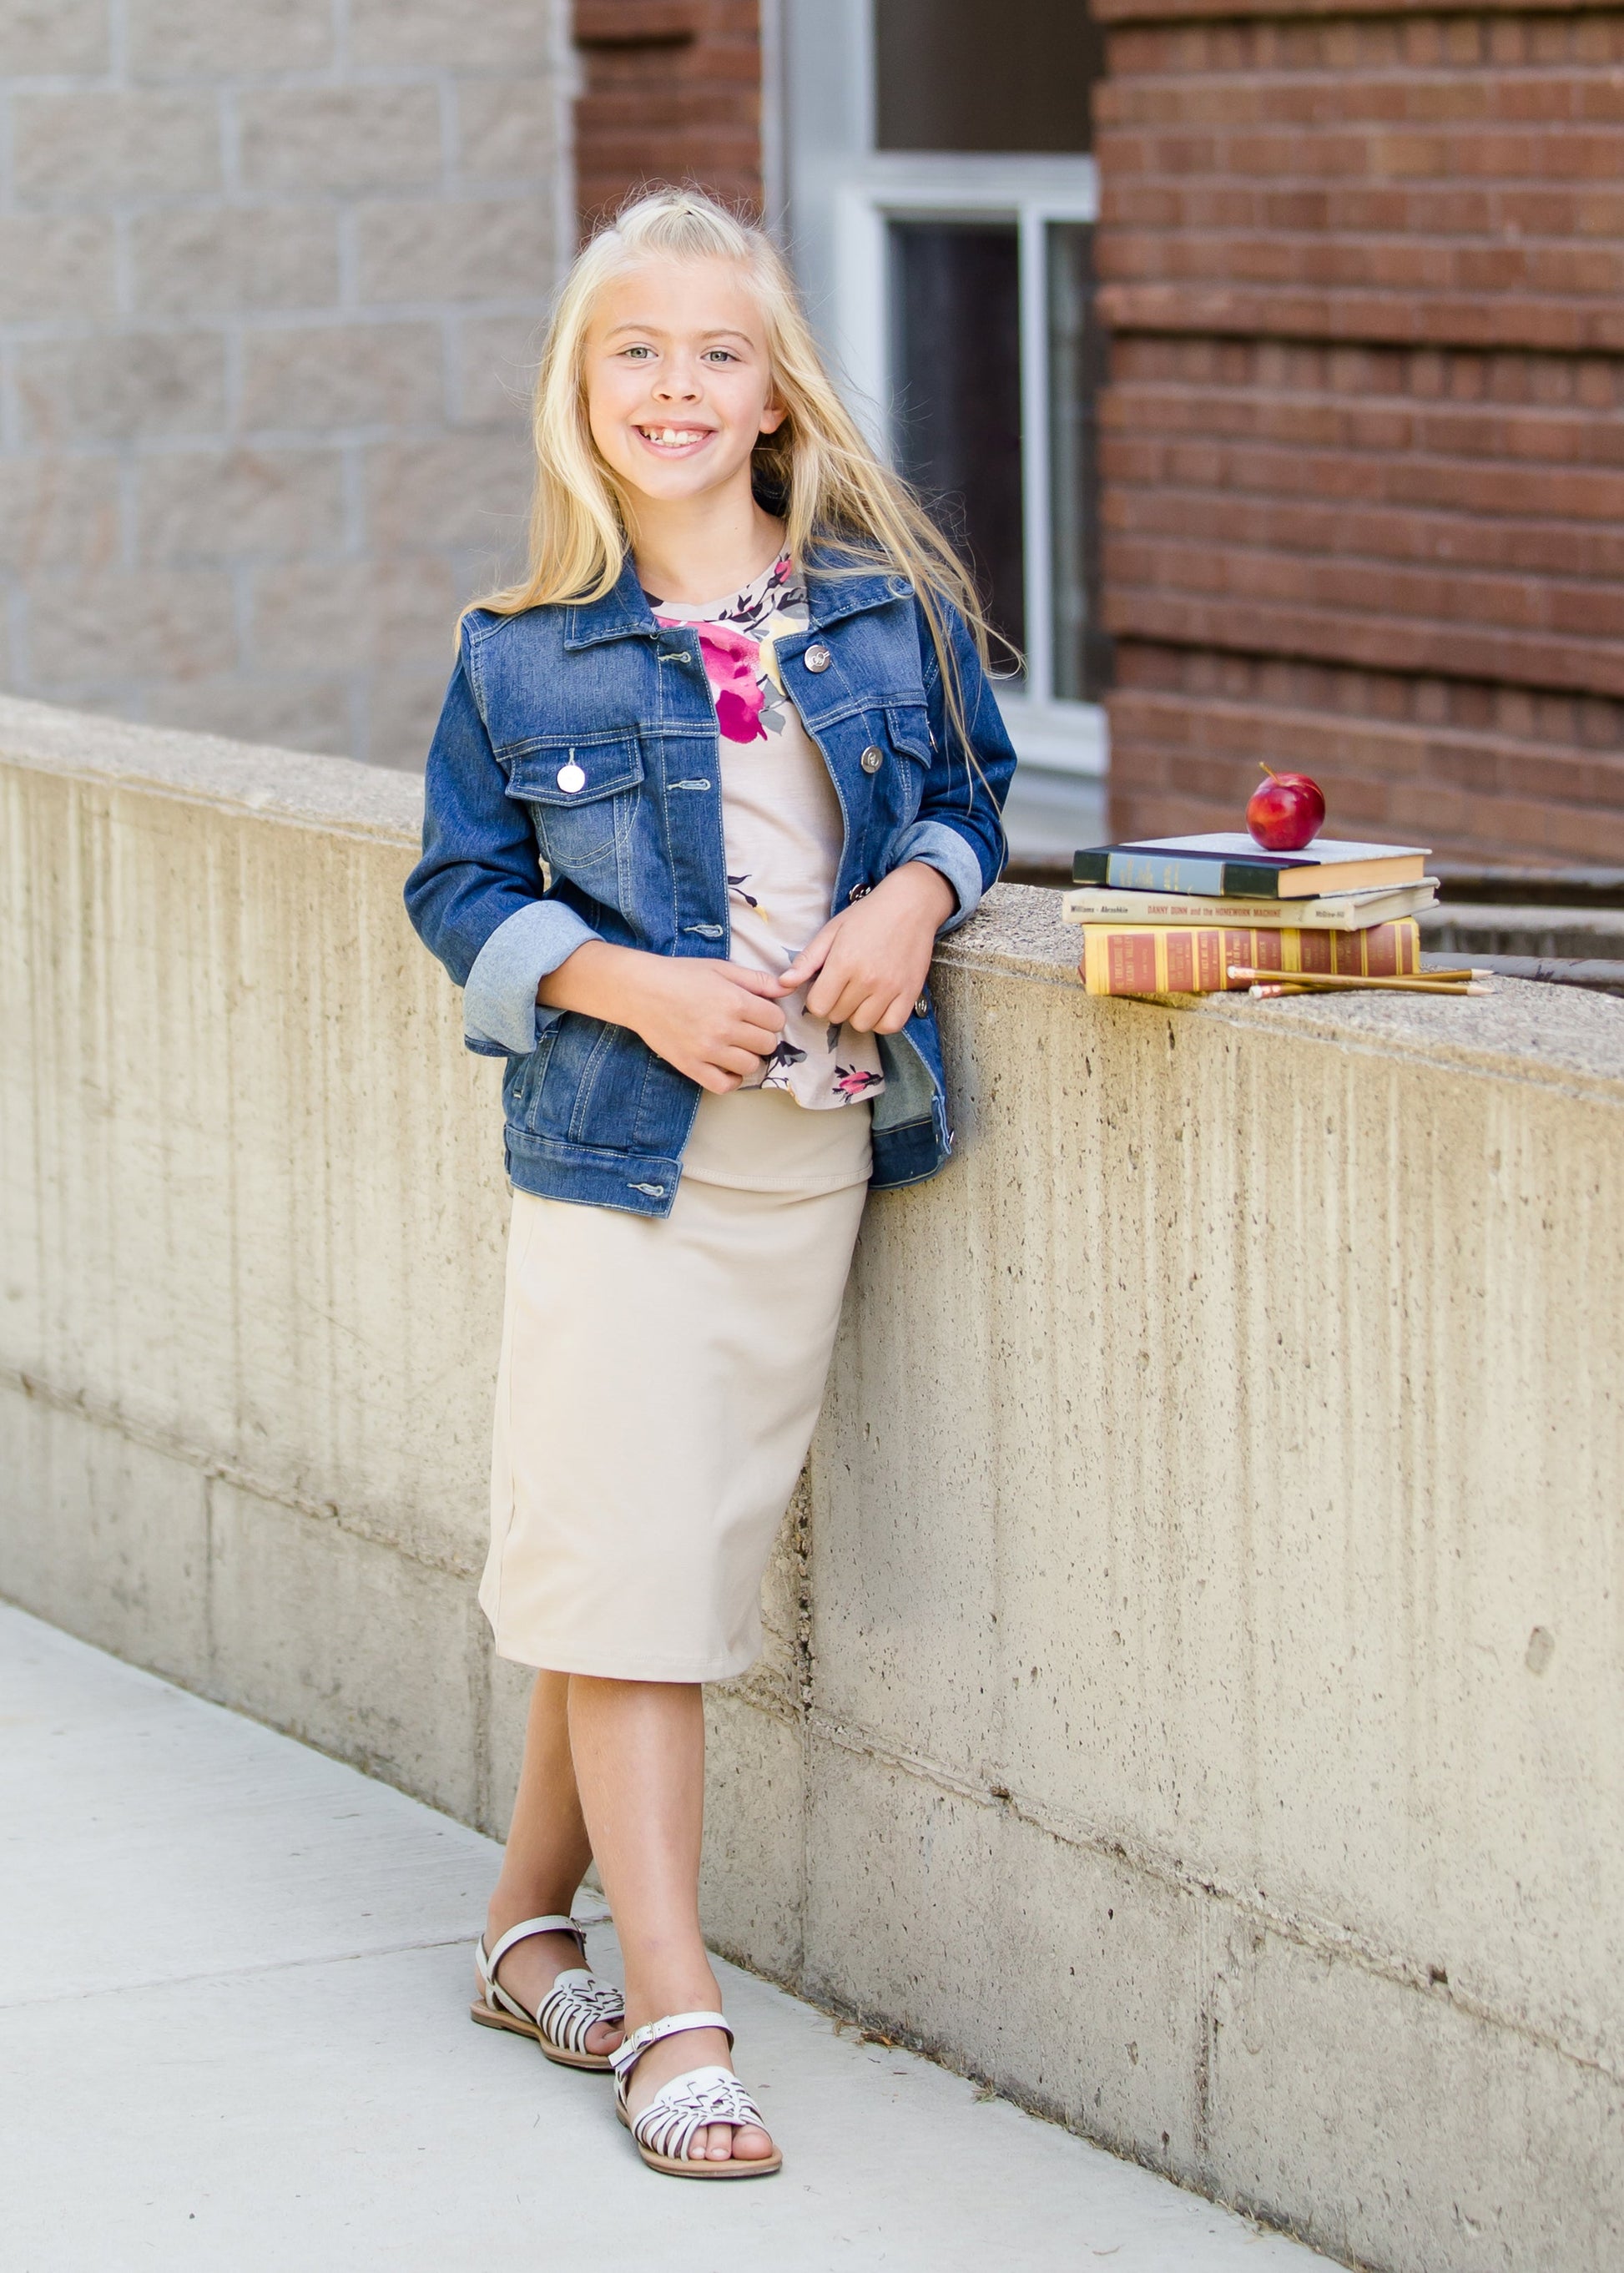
[0,0,569,766]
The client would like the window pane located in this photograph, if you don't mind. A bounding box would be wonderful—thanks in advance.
[875,0,1102,155]
[889,220,1025,660]
[1047,221,1110,703]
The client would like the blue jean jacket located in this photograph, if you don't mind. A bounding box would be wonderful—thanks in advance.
[404,554,1015,1217]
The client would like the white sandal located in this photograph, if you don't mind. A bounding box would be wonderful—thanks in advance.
[610,2009,782,2179]
[471,1915,626,2072]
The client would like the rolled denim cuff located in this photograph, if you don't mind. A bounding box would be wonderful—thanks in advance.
[890,819,987,935]
[462,899,598,1056]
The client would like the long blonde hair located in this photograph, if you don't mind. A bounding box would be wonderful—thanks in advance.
[470,188,1003,774]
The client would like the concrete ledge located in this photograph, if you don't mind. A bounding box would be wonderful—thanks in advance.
[3,698,1622,2270]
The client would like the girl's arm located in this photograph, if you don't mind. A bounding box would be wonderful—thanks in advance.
[779,862,954,1036]
[404,643,598,1058]
[406,636,788,1086]
[891,597,1017,931]
[780,597,1014,1034]
[537,942,788,1094]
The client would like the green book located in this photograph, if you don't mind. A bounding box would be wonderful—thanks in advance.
[1072,833,1430,900]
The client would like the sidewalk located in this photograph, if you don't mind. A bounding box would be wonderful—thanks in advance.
[1,1604,1335,2272]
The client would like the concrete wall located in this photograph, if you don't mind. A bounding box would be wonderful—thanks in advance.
[3,695,1621,2271]
[0,0,569,765]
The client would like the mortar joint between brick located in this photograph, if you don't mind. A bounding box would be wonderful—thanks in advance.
[340,441,366,555]
[217,85,243,199]
[109,206,134,322]
[219,321,245,442]
[435,73,456,194]
[108,0,130,89]
[229,562,253,675]
[0,82,15,214]
[348,670,370,768]
[438,314,457,433]
[116,454,139,572]
[3,580,28,686]
[0,337,15,455]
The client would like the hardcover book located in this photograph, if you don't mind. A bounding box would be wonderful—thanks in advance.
[1072,834,1430,900]
[1078,920,1422,998]
[1061,880,1438,933]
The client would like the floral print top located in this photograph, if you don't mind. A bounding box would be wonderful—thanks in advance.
[644,553,885,1111]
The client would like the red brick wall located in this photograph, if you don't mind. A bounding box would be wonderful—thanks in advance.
[1093,1,1624,864]
[573,0,763,234]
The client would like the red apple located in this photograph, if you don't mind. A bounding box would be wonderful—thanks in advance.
[1247,763,1325,852]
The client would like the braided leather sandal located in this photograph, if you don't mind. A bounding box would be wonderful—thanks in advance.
[610,2009,782,2179]
[471,1915,626,2072]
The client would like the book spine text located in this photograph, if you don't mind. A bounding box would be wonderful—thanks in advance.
[1079,921,1421,997]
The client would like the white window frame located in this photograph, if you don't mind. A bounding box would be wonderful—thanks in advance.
[830,154,1103,779]
[776,0,1108,798]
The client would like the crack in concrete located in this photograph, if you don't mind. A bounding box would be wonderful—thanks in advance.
[0,1933,478,2015]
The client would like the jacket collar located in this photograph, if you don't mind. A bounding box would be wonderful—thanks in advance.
[562,557,659,651]
[560,545,910,651]
[803,560,912,631]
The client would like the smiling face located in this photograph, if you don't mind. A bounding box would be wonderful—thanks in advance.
[583,255,786,513]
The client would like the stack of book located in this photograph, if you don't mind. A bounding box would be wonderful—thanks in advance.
[1063,834,1437,999]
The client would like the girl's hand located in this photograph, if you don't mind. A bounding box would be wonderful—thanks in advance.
[780,861,956,1034]
[537,942,786,1091]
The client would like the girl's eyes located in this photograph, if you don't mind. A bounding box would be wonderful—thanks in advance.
[616,345,741,364]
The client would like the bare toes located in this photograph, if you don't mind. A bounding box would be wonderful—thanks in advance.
[688,2125,714,2161]
[731,2124,774,2161]
[585,2018,623,2055]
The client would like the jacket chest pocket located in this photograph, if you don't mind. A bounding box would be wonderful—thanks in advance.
[503,738,644,873]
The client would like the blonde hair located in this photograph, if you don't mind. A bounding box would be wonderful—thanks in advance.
[470,187,1003,774]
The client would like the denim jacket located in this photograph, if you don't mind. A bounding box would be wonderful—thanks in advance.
[404,553,1015,1217]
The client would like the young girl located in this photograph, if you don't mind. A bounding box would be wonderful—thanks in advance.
[406,189,1013,2180]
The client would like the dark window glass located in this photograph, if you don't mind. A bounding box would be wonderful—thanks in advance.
[1047,222,1111,701]
[889,220,1025,660]
[875,0,1102,155]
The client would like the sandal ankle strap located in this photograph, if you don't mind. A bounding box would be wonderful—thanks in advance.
[478,1913,588,1988]
[609,2008,733,2082]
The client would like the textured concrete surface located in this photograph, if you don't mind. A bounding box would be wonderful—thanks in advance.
[0,1603,1331,2272]
[3,706,1623,2270]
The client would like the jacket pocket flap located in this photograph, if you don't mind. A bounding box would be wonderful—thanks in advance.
[885,704,933,764]
[505,738,644,805]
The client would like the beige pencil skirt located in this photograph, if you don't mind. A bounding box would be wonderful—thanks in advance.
[480,1086,871,1682]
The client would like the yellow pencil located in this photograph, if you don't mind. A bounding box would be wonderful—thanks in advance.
[1229,965,1491,993]
[1245,978,1489,999]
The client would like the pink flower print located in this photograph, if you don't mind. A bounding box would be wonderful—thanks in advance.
[834,1065,884,1097]
[715,684,766,743]
[659,619,768,743]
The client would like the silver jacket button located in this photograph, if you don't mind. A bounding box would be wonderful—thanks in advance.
[915,995,930,1018]
[556,759,585,794]
[803,643,830,673]
[860,744,884,774]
